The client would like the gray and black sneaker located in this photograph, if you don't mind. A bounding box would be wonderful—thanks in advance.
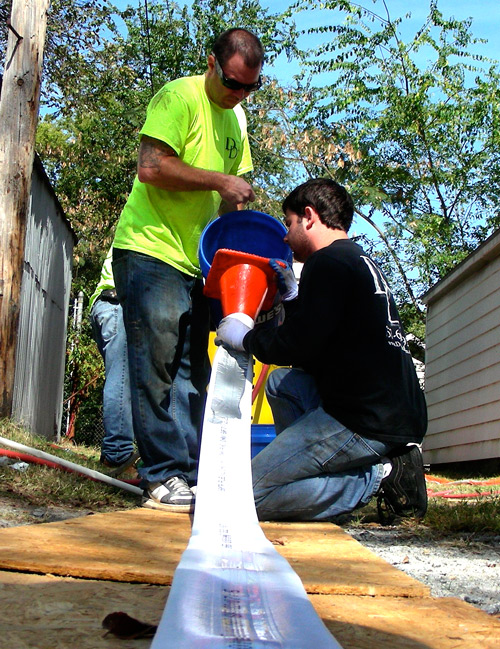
[142,476,194,513]
[377,445,428,524]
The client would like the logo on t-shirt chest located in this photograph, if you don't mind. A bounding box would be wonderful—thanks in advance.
[225,137,238,159]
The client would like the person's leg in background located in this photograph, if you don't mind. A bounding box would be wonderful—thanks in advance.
[90,296,135,467]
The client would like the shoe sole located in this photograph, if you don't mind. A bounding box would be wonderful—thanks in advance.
[378,445,428,523]
[142,498,194,514]
[401,445,428,517]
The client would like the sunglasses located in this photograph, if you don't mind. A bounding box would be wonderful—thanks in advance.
[213,55,262,93]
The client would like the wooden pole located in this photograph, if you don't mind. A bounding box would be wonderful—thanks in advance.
[0,0,50,417]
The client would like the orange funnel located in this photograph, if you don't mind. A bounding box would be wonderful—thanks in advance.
[204,249,278,321]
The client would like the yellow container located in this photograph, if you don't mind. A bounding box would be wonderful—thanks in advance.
[208,332,275,424]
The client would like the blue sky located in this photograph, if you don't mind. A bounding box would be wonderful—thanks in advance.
[113,1,499,82]
[261,0,499,81]
[260,0,499,54]
[114,1,499,60]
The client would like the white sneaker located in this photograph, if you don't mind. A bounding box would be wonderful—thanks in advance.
[142,476,194,513]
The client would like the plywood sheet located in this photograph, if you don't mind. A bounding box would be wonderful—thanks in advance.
[0,509,188,585]
[260,520,429,596]
[316,593,500,649]
[0,571,498,649]
[0,509,428,597]
[0,570,165,649]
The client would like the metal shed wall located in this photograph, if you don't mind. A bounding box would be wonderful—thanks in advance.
[422,229,500,465]
[12,156,75,440]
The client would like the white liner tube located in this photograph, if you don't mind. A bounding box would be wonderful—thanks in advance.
[0,435,142,496]
[151,346,343,648]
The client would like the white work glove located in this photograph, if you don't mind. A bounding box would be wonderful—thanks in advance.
[214,313,254,352]
[269,258,298,301]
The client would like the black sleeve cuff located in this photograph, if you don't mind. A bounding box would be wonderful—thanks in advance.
[243,330,252,353]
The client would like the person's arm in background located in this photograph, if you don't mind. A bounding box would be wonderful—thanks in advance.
[137,135,255,208]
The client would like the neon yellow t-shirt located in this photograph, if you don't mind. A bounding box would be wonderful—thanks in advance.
[113,75,253,277]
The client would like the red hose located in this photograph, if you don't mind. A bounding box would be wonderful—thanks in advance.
[2,448,73,472]
[0,448,140,485]
[426,475,500,486]
[426,475,500,499]
[427,489,500,499]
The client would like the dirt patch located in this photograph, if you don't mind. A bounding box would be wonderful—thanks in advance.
[0,494,92,528]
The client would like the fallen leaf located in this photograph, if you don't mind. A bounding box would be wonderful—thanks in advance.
[102,612,157,639]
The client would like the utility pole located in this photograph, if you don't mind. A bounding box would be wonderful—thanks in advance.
[0,0,50,417]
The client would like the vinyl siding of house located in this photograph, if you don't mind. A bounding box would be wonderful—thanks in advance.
[422,229,500,465]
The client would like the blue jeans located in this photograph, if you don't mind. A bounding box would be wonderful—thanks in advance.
[252,368,394,521]
[112,249,210,486]
[90,297,135,465]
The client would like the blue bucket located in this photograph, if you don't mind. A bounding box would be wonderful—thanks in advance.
[251,424,276,458]
[199,210,292,280]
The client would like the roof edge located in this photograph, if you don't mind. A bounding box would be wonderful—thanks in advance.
[421,228,500,305]
[33,153,78,245]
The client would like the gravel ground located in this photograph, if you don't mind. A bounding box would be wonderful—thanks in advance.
[345,525,500,617]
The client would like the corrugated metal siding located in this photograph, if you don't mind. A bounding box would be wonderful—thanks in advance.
[423,239,500,464]
[12,158,75,440]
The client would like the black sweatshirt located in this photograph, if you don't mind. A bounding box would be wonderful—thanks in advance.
[244,239,427,445]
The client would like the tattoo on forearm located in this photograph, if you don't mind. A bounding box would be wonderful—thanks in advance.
[139,137,177,170]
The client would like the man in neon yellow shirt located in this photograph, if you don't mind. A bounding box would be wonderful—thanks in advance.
[112,28,264,512]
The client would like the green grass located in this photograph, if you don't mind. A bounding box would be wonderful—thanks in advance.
[423,497,500,534]
[0,419,138,525]
[1,419,499,536]
[424,469,500,534]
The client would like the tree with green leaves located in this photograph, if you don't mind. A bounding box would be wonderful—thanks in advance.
[258,0,500,320]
